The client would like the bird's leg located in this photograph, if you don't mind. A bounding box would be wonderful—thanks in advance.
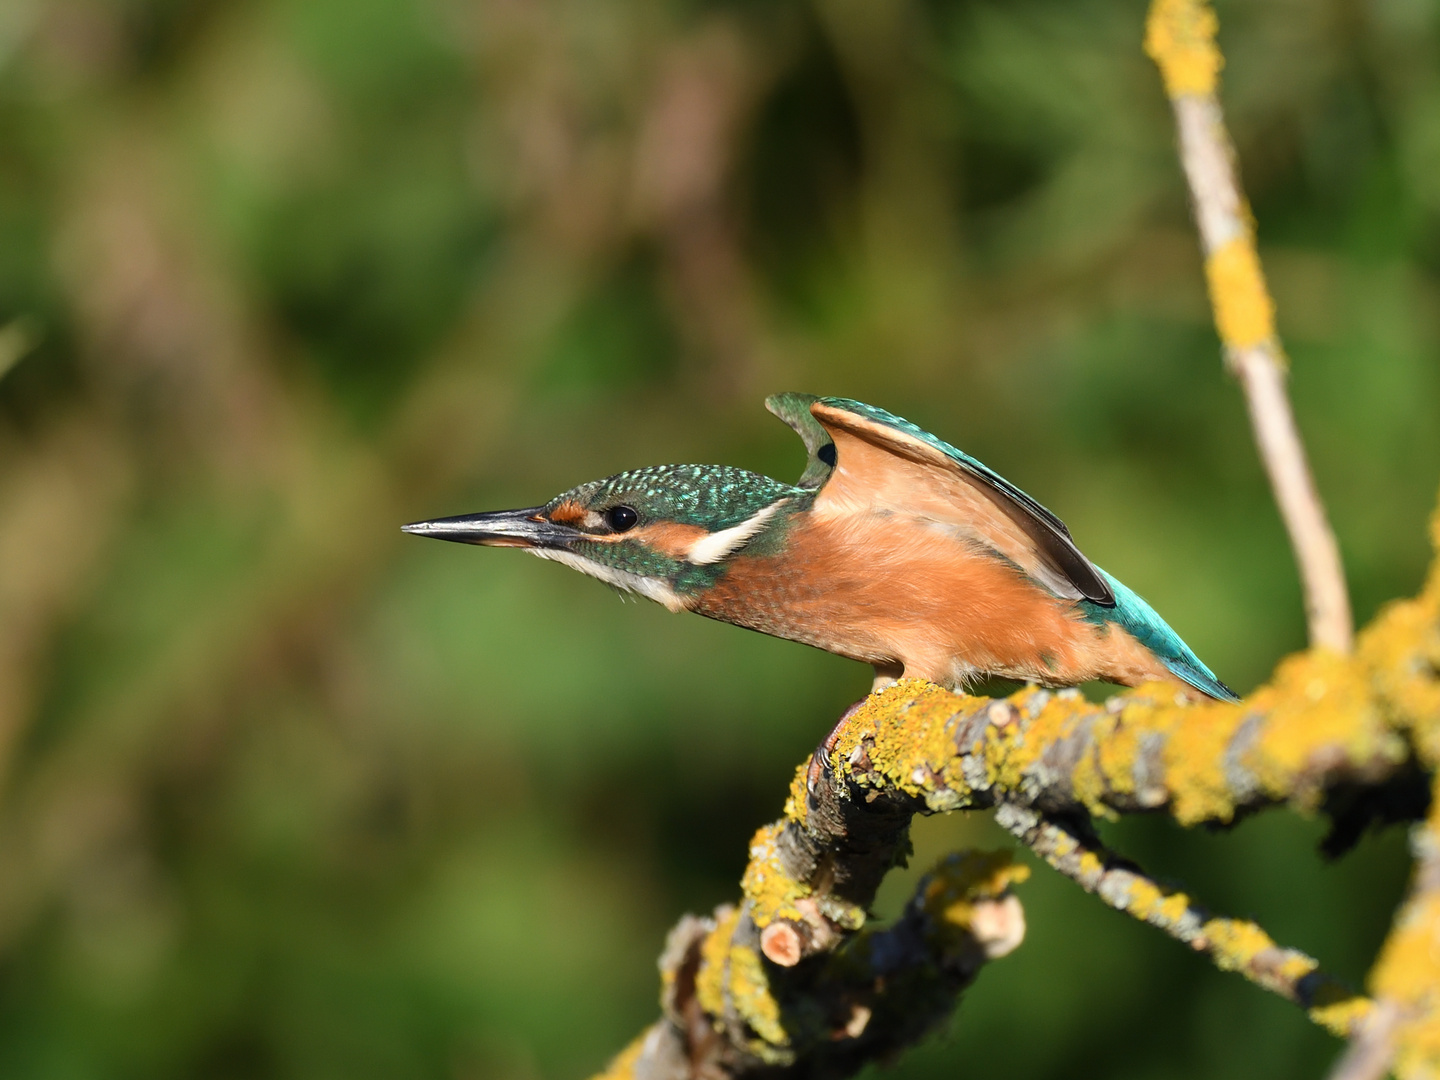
[871,661,903,696]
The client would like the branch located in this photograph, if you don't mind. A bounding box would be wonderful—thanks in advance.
[1351,771,1440,1080]
[1326,1000,1403,1080]
[596,492,1440,1079]
[1145,0,1354,653]
[999,806,1366,1033]
[596,851,1029,1080]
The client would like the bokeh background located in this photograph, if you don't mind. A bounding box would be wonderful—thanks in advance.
[0,0,1437,1076]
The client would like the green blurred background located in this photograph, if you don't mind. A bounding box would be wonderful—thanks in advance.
[0,0,1436,1076]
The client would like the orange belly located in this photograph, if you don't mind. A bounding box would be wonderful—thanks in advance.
[690,512,1176,690]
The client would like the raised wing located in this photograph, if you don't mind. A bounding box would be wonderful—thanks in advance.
[809,397,1115,605]
[765,392,837,490]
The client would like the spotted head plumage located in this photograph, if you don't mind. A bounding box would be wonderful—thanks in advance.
[403,463,806,611]
[404,394,1238,702]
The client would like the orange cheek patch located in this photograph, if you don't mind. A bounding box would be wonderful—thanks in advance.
[628,521,710,558]
[548,500,589,526]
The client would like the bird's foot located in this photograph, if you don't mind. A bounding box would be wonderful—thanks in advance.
[806,696,871,803]
[805,668,902,804]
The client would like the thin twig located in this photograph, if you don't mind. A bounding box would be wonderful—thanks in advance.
[1146,0,1353,653]
[998,805,1370,1035]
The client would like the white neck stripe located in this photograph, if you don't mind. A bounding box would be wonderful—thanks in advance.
[685,500,786,565]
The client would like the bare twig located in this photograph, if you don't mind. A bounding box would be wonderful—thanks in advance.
[1146,0,1354,653]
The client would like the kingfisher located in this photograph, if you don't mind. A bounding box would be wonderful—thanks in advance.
[402,394,1237,702]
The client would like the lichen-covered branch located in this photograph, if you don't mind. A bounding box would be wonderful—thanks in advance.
[1145,0,1353,653]
[998,805,1368,1036]
[597,850,1028,1080]
[596,496,1440,1080]
[1354,771,1440,1079]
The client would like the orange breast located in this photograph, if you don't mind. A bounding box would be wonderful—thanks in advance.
[691,512,1175,690]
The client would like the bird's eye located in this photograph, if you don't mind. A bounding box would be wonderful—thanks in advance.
[604,505,639,532]
[818,444,837,467]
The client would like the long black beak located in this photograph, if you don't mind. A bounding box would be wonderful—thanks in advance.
[401,507,579,548]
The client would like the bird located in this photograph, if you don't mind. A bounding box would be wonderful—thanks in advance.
[402,394,1237,702]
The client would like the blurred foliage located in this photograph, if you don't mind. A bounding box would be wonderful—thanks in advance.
[0,0,1435,1076]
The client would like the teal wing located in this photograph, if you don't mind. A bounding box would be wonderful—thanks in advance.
[812,397,1115,605]
[1083,572,1240,702]
[765,392,837,489]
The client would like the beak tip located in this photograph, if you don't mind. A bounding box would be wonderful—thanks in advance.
[399,507,567,547]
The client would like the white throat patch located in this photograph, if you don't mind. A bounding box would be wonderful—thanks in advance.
[685,500,787,565]
[529,547,689,613]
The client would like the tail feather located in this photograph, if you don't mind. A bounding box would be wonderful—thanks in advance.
[1084,570,1240,703]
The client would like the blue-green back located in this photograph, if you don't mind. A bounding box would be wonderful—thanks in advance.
[1079,571,1237,701]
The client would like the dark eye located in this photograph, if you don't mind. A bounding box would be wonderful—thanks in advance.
[604,505,639,532]
[818,444,837,467]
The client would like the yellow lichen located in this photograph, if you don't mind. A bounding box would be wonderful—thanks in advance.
[1362,594,1440,759]
[1090,709,1138,801]
[1125,876,1163,913]
[1153,891,1193,926]
[1064,702,1123,816]
[1394,1012,1440,1080]
[741,823,811,928]
[1202,918,1281,972]
[923,850,1029,907]
[728,943,789,1051]
[1244,650,1403,807]
[922,850,1030,942]
[1205,237,1277,350]
[782,763,810,826]
[1155,694,1247,825]
[1358,500,1440,762]
[854,681,970,799]
[987,693,1087,797]
[1372,898,1440,1004]
[1370,781,1440,1073]
[694,907,741,1022]
[1308,993,1373,1040]
[1144,0,1223,97]
[690,905,791,1061]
